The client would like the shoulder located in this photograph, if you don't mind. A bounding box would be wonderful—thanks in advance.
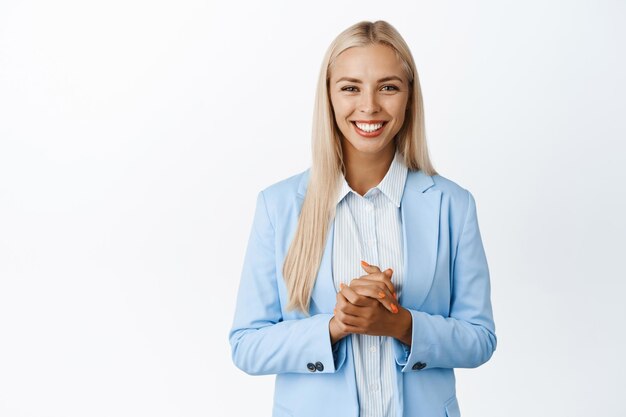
[261,169,309,197]
[413,171,478,223]
[410,170,473,206]
[431,173,472,201]
[254,169,310,221]
[407,172,481,250]
[259,169,309,202]
[428,173,481,230]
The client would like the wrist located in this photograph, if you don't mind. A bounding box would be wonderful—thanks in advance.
[329,316,348,345]
[394,307,413,346]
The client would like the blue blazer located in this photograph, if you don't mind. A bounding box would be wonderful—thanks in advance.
[229,168,496,417]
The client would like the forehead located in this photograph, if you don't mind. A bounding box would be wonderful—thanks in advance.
[330,43,406,81]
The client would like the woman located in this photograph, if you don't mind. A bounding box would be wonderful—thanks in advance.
[229,20,496,417]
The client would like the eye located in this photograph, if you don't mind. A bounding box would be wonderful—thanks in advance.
[341,86,358,92]
[381,85,399,92]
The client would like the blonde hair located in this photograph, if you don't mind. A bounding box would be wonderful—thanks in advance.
[282,20,436,314]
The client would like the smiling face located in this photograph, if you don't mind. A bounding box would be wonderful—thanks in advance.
[329,43,410,159]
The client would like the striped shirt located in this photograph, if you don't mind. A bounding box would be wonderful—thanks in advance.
[332,150,408,417]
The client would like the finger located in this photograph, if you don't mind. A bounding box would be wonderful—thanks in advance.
[360,260,381,274]
[335,290,354,312]
[360,260,393,281]
[357,265,396,297]
[335,291,365,319]
[333,298,368,327]
[360,260,394,281]
[340,283,376,307]
[352,284,398,313]
[337,313,366,330]
[336,288,359,312]
[350,281,395,302]
[349,278,394,303]
[350,284,398,314]
[332,313,365,335]
[338,323,365,335]
[357,269,393,281]
[349,278,388,293]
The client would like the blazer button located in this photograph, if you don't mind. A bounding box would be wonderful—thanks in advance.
[315,361,324,372]
[412,362,427,371]
[307,363,316,372]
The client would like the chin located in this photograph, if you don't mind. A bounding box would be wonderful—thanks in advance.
[347,137,394,154]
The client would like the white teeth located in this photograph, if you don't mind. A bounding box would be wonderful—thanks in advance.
[355,122,384,132]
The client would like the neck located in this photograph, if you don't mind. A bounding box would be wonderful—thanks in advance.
[342,141,396,196]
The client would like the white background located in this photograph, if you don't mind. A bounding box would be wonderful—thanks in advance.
[1,1,625,416]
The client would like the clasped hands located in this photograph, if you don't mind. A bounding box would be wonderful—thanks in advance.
[329,260,412,346]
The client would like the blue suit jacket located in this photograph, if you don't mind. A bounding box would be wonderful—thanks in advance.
[229,168,496,417]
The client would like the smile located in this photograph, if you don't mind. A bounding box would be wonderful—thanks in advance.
[351,121,387,137]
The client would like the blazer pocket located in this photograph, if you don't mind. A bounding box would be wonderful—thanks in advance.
[444,396,461,417]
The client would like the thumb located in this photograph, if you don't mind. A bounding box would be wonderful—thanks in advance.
[360,260,393,278]
[360,260,381,274]
[361,260,395,295]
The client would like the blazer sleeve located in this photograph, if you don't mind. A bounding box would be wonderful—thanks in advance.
[394,190,497,371]
[229,190,347,375]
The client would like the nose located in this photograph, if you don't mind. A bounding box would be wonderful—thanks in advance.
[358,89,381,114]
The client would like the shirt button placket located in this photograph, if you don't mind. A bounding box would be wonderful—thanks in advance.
[364,198,378,265]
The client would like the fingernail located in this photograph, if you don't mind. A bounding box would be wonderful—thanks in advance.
[340,283,345,290]
[390,303,398,314]
[378,291,385,299]
[384,269,393,277]
[361,260,370,268]
[393,292,397,300]
[333,308,337,315]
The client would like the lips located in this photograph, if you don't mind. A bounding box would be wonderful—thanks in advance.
[351,120,387,137]
[354,121,384,132]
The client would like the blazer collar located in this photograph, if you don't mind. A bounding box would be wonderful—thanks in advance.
[296,164,435,198]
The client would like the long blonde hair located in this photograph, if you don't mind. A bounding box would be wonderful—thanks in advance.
[282,20,437,314]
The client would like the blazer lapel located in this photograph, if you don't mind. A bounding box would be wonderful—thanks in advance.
[400,170,441,310]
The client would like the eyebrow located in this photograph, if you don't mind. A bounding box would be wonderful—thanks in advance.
[335,76,404,84]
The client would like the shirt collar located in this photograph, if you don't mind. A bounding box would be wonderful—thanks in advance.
[336,177,353,205]
[336,150,408,207]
